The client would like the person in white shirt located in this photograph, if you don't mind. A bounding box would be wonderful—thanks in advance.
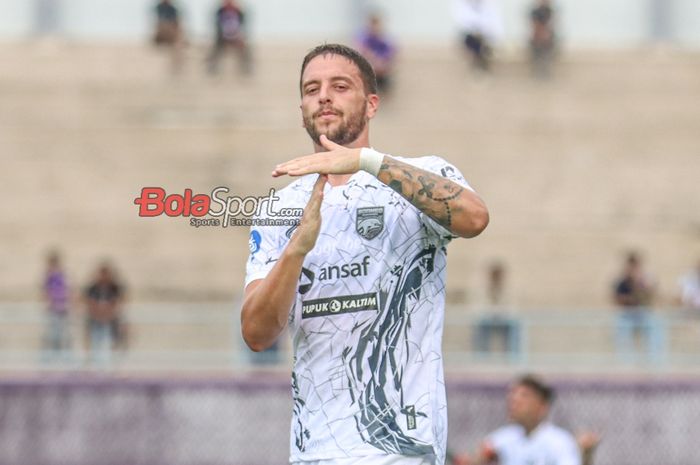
[678,259,700,313]
[241,43,489,465]
[452,0,504,71]
[452,375,599,465]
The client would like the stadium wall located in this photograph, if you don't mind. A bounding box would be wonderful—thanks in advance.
[0,0,699,47]
[0,375,698,465]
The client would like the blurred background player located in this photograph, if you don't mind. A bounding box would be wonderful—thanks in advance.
[41,250,71,362]
[529,0,556,79]
[611,251,664,364]
[152,0,185,73]
[356,13,397,94]
[207,0,252,75]
[453,0,503,72]
[452,374,600,465]
[84,262,127,364]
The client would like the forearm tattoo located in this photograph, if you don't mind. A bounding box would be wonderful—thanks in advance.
[378,157,465,230]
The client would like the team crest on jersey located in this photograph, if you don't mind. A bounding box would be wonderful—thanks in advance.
[356,207,384,240]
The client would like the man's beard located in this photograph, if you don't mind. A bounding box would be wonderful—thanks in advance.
[303,101,367,146]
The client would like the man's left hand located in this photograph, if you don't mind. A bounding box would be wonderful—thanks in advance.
[272,135,361,177]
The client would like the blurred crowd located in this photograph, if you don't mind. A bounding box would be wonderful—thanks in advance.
[473,251,700,364]
[152,0,559,84]
[42,251,127,366]
[146,0,557,82]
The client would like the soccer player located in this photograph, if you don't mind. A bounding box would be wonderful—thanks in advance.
[241,43,489,465]
[452,375,598,465]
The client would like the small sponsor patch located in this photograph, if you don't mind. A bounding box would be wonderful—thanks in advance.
[249,230,261,254]
[301,293,378,319]
[404,405,417,430]
[298,267,315,295]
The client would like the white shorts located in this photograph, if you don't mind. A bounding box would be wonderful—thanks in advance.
[293,455,436,465]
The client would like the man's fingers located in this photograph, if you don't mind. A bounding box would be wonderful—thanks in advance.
[288,174,326,256]
[273,156,317,178]
[319,134,341,151]
[272,145,358,178]
[306,174,327,211]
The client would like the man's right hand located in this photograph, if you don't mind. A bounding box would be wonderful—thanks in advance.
[287,174,327,256]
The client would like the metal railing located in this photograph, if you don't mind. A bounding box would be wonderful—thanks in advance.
[1,302,699,372]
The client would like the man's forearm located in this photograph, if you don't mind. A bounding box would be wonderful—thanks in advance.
[376,156,489,238]
[241,248,305,351]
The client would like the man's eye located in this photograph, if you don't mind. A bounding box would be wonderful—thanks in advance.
[305,87,318,94]
[335,85,347,91]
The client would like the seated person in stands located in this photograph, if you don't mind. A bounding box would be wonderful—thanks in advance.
[356,13,397,94]
[473,261,520,359]
[152,0,185,72]
[207,0,251,75]
[529,0,557,78]
[678,258,700,314]
[84,263,127,363]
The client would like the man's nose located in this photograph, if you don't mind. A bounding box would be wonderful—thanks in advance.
[317,84,332,104]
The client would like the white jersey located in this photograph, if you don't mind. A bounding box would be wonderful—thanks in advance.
[245,156,472,464]
[487,422,581,465]
[679,271,700,310]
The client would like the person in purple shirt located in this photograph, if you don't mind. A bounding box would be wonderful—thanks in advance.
[356,14,397,94]
[43,251,71,359]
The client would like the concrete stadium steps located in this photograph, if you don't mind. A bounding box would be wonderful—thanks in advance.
[1,42,699,311]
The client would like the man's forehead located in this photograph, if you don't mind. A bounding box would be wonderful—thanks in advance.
[302,54,361,82]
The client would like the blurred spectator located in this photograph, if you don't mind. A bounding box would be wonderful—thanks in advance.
[612,251,664,364]
[650,0,671,42]
[207,0,252,75]
[453,0,503,72]
[34,0,61,37]
[452,374,599,465]
[42,250,71,361]
[678,259,700,313]
[84,262,126,364]
[356,13,397,94]
[473,261,521,360]
[152,0,185,73]
[529,0,556,79]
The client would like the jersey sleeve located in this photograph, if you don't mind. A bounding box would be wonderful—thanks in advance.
[553,431,582,465]
[403,155,475,242]
[244,224,284,288]
[485,425,512,460]
[244,177,313,288]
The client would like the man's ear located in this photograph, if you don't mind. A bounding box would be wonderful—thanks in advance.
[366,94,380,119]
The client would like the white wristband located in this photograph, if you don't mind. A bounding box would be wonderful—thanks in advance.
[359,148,385,177]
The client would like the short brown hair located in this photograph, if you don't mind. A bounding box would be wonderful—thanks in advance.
[300,43,378,96]
[516,374,555,404]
